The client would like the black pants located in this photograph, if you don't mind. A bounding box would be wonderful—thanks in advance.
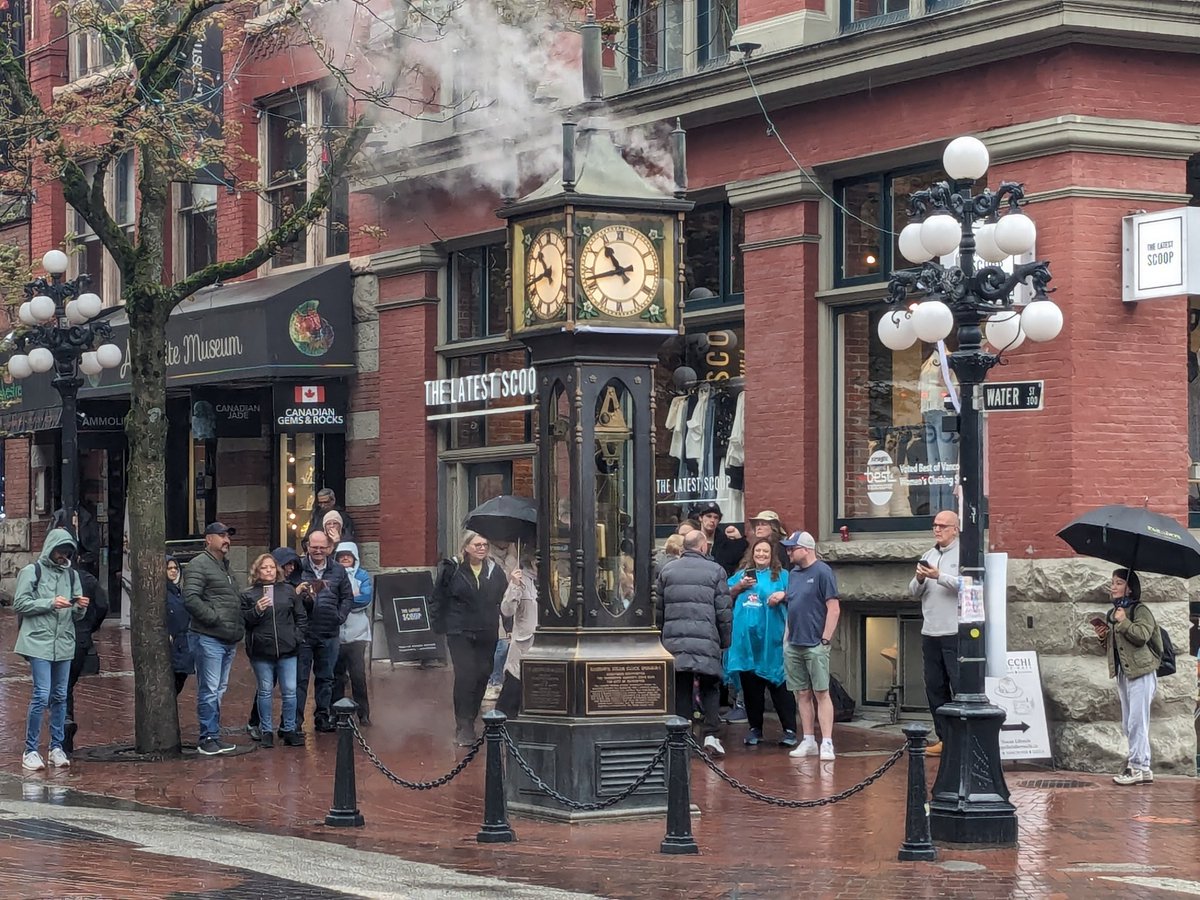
[739,670,797,734]
[65,645,91,720]
[332,640,370,719]
[447,633,497,725]
[495,671,522,719]
[674,670,721,738]
[922,633,960,740]
[175,672,189,695]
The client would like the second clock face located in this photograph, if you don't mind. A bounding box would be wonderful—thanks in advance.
[525,227,567,319]
[579,225,661,317]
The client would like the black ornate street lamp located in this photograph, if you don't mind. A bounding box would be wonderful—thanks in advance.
[7,249,123,523]
[881,136,1064,847]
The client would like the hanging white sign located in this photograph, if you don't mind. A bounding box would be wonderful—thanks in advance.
[1122,207,1200,302]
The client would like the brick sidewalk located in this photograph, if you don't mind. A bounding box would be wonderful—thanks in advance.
[1,611,1197,899]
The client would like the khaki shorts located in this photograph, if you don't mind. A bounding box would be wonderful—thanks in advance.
[784,643,831,692]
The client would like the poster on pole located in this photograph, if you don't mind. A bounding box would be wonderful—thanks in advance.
[985,650,1052,760]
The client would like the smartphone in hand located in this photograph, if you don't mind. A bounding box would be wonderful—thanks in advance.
[1089,616,1105,628]
[264,584,275,606]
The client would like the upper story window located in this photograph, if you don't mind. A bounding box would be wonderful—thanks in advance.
[627,0,737,85]
[71,151,134,303]
[260,85,351,272]
[684,202,744,308]
[834,164,949,286]
[175,182,218,280]
[448,241,507,342]
[841,0,908,33]
[69,0,124,80]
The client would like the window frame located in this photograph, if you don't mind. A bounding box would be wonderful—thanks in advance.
[69,154,132,304]
[684,201,745,311]
[257,85,352,274]
[446,240,509,344]
[173,181,219,281]
[68,0,124,81]
[840,0,910,34]
[626,0,736,86]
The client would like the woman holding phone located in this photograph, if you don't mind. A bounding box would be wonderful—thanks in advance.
[242,553,307,747]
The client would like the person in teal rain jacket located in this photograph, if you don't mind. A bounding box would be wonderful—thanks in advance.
[726,537,798,747]
[13,527,88,770]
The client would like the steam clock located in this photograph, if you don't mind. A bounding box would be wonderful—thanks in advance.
[498,121,692,819]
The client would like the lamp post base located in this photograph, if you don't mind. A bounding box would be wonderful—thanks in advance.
[929,696,1018,848]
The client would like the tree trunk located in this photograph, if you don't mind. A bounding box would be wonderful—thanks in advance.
[126,296,180,753]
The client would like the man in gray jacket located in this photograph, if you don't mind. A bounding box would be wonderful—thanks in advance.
[182,522,244,756]
[656,530,733,756]
[908,510,961,756]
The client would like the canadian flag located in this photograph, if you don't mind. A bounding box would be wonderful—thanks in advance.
[295,385,325,404]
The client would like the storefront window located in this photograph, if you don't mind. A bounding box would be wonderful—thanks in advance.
[654,322,746,531]
[281,433,317,548]
[450,242,507,341]
[837,306,959,527]
[685,203,744,304]
[861,613,924,709]
[446,348,532,449]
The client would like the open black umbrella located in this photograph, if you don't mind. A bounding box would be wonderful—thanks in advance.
[463,494,537,544]
[1056,504,1200,578]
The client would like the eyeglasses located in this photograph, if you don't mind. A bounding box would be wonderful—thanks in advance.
[932,523,956,530]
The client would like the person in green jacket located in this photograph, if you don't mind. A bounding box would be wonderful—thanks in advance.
[14,527,89,771]
[182,522,244,756]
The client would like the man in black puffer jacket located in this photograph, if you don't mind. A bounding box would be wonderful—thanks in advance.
[656,529,732,756]
[295,530,353,733]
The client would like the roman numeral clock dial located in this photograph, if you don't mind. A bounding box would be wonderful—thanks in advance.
[525,228,567,320]
[578,225,661,318]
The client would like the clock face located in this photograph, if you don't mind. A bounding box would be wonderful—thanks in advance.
[525,228,567,320]
[578,225,661,318]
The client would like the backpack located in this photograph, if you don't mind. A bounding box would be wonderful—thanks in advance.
[830,675,856,723]
[1135,603,1175,678]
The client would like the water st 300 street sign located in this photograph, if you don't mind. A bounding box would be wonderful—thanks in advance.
[980,380,1044,412]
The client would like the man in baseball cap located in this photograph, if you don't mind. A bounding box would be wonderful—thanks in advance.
[691,501,748,577]
[772,530,841,761]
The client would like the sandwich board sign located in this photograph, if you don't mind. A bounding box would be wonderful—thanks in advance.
[984,650,1052,760]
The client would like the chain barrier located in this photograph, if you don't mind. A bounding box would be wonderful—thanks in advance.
[349,719,484,790]
[685,733,906,808]
[500,727,669,812]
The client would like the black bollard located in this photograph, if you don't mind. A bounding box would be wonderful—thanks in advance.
[325,698,365,827]
[477,709,515,843]
[660,716,699,855]
[898,722,937,861]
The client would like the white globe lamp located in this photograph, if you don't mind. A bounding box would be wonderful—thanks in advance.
[994,212,1036,256]
[41,249,70,275]
[65,301,87,325]
[919,214,961,257]
[898,222,934,265]
[28,346,54,373]
[1020,300,1063,342]
[18,301,36,326]
[96,342,123,369]
[79,352,103,376]
[74,292,103,320]
[877,310,918,351]
[7,353,31,379]
[943,136,990,181]
[975,223,1008,264]
[29,294,56,323]
[912,300,955,343]
[985,310,1025,351]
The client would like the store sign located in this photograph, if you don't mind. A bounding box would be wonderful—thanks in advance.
[374,571,445,663]
[80,401,128,432]
[1122,207,1200,302]
[192,389,264,438]
[424,367,538,406]
[985,651,1052,760]
[272,382,348,433]
[980,380,1044,412]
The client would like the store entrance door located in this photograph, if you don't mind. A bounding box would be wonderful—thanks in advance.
[466,461,512,510]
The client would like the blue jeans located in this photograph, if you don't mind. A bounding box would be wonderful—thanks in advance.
[251,656,298,734]
[489,638,510,687]
[191,633,237,741]
[296,636,339,725]
[25,657,71,753]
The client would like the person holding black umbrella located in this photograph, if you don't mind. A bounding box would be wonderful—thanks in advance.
[1091,569,1162,786]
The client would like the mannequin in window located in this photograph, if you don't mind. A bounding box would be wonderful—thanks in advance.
[919,350,959,513]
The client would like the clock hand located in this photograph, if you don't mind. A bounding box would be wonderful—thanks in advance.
[586,264,633,281]
[602,245,631,283]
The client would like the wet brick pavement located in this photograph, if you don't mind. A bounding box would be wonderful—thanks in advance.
[1,610,1198,899]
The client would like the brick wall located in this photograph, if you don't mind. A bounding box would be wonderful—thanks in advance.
[739,0,824,26]
[4,438,30,518]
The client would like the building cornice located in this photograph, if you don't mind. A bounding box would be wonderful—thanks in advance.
[366,245,446,277]
[727,171,827,211]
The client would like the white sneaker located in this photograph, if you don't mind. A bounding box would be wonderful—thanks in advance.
[788,738,819,758]
[48,748,70,768]
[820,741,836,761]
[22,751,45,771]
[702,735,726,757]
[483,684,502,701]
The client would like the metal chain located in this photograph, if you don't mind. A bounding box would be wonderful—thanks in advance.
[686,733,906,808]
[349,719,484,790]
[501,727,669,811]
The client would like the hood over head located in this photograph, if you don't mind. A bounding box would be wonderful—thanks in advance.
[40,527,79,567]
[271,546,301,569]
[335,541,360,573]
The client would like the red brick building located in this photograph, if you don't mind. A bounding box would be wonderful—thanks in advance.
[3,0,1197,771]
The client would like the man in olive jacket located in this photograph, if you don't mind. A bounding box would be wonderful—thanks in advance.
[182,522,244,755]
[656,529,733,756]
